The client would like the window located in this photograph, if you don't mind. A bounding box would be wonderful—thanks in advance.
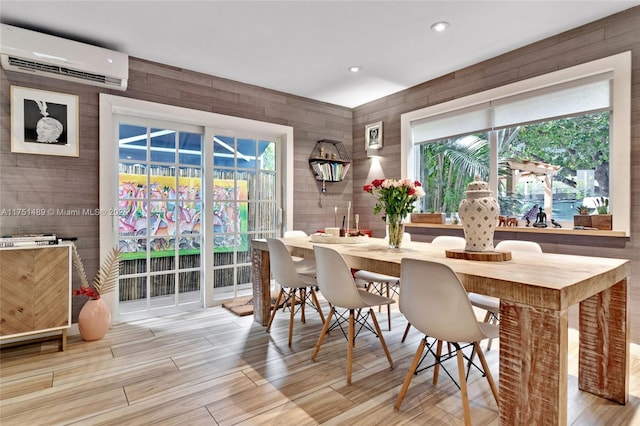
[401,52,631,235]
[416,112,609,224]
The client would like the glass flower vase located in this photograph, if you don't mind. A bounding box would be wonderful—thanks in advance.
[387,214,404,249]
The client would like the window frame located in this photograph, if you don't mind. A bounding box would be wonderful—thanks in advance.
[401,51,631,236]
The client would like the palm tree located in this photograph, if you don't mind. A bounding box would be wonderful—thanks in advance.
[419,134,489,213]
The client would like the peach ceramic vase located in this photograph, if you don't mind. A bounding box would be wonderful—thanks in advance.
[78,298,111,341]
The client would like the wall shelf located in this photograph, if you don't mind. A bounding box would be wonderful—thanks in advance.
[308,139,351,183]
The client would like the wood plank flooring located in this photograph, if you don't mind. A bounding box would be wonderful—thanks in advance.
[1,299,639,425]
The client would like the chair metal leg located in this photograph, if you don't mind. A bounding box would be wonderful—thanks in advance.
[369,308,394,369]
[466,343,477,374]
[347,309,355,385]
[309,287,326,325]
[394,337,427,410]
[312,307,334,361]
[455,347,472,426]
[366,280,393,330]
[266,288,285,333]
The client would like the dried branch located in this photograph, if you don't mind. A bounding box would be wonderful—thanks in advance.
[72,243,90,288]
[92,247,121,295]
[72,244,121,295]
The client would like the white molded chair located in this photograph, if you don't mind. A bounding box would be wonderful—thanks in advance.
[495,239,543,253]
[353,232,411,331]
[469,239,543,350]
[394,258,499,425]
[430,235,466,249]
[283,230,316,276]
[401,235,466,342]
[284,230,308,238]
[312,245,395,385]
[265,238,325,346]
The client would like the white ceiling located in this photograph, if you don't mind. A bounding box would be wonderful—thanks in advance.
[1,1,638,108]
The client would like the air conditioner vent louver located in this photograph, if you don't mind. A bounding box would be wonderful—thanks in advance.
[8,56,113,85]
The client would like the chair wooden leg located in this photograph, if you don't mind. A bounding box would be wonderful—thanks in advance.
[369,309,394,369]
[288,289,296,347]
[266,288,284,333]
[401,322,412,343]
[474,342,499,405]
[386,283,391,331]
[394,337,426,410]
[312,307,334,361]
[433,339,443,385]
[347,309,355,385]
[456,347,472,426]
[300,287,306,323]
[310,288,325,325]
[355,308,363,322]
[483,310,495,351]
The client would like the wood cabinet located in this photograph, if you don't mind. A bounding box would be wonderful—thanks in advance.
[0,243,71,350]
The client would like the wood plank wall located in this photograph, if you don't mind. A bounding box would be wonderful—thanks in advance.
[0,60,352,320]
[1,7,638,341]
[351,7,640,341]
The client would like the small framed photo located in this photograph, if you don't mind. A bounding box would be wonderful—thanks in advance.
[365,121,383,150]
[10,86,79,157]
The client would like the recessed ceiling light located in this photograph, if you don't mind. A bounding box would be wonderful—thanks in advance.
[348,66,361,73]
[431,21,449,32]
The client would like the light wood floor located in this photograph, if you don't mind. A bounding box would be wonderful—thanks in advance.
[1,300,639,425]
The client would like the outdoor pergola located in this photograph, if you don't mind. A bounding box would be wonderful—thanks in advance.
[505,159,561,220]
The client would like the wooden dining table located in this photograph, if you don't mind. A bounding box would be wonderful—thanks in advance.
[250,237,630,426]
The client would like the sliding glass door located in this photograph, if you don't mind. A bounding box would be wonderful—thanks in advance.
[210,134,277,300]
[113,120,280,319]
[117,119,204,318]
[100,95,293,321]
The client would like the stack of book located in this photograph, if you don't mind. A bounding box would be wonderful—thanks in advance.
[0,234,58,248]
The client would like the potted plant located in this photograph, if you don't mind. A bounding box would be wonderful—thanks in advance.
[591,196,612,230]
[72,244,121,341]
[573,205,592,228]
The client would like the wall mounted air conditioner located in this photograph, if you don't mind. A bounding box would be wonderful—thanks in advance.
[0,24,128,91]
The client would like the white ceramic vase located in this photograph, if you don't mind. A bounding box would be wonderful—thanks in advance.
[458,178,499,252]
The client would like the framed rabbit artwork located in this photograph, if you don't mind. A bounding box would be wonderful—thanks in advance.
[10,86,79,157]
